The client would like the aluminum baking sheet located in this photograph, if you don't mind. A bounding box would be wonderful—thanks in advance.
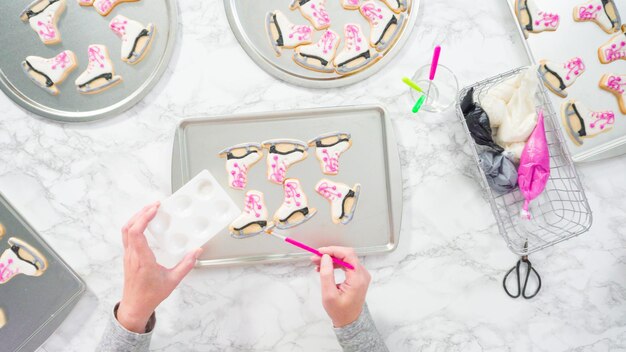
[506,0,626,162]
[171,105,402,267]
[0,192,85,352]
[0,0,178,123]
[224,0,419,88]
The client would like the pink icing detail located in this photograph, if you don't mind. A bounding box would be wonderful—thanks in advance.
[589,111,615,130]
[319,31,337,54]
[96,0,113,13]
[578,4,602,20]
[309,3,330,26]
[230,162,247,189]
[244,194,263,218]
[270,155,287,183]
[347,0,360,4]
[284,181,302,207]
[604,40,626,62]
[535,11,559,28]
[606,75,626,94]
[564,57,585,81]
[51,51,70,70]
[37,20,56,41]
[321,149,339,173]
[345,25,363,52]
[317,182,342,200]
[288,25,313,41]
[110,19,128,36]
[361,3,384,25]
[88,46,106,69]
[0,258,19,284]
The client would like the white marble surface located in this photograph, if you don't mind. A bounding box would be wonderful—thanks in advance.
[1,0,625,351]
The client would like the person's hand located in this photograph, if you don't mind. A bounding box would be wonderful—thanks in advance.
[310,246,371,328]
[117,202,203,333]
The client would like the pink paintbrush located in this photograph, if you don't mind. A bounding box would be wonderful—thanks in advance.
[425,45,441,104]
[267,231,355,270]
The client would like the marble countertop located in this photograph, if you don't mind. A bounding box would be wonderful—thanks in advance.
[1,0,625,351]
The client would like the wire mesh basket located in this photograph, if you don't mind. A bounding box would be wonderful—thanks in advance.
[455,66,593,256]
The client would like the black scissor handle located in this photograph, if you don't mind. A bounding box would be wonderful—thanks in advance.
[503,259,542,299]
[503,261,521,298]
[521,259,541,299]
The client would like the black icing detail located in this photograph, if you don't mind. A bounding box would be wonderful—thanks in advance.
[543,65,566,90]
[25,60,53,87]
[234,221,267,232]
[272,13,284,47]
[572,103,587,137]
[128,28,150,60]
[601,0,619,29]
[375,15,398,45]
[298,0,311,5]
[269,145,305,155]
[10,245,39,271]
[315,137,349,148]
[339,189,355,220]
[520,0,534,31]
[25,0,60,19]
[227,149,258,160]
[279,207,310,223]
[78,73,113,89]
[337,50,371,68]
[299,53,329,67]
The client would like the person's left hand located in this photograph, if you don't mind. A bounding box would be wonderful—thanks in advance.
[116,202,203,333]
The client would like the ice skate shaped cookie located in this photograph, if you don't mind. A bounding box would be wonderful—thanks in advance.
[538,57,585,97]
[381,0,407,13]
[266,10,313,56]
[22,50,77,95]
[262,139,308,184]
[598,25,626,64]
[0,237,48,284]
[75,45,122,94]
[274,179,317,229]
[359,0,405,52]
[109,15,155,64]
[20,0,66,45]
[293,29,340,73]
[515,0,559,38]
[561,100,615,146]
[290,0,331,30]
[308,132,352,175]
[229,190,274,239]
[93,0,139,16]
[316,179,360,225]
[334,24,379,75]
[341,0,362,10]
[600,74,626,113]
[574,0,621,33]
[218,143,263,190]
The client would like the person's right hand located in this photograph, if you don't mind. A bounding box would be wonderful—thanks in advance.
[310,246,371,328]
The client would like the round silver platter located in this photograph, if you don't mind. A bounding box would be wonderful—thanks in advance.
[224,0,419,88]
[0,0,177,123]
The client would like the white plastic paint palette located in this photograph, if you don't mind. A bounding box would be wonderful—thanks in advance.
[148,169,240,267]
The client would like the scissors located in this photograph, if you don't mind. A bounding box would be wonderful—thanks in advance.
[502,242,542,299]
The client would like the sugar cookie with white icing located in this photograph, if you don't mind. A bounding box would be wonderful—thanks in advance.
[0,237,48,284]
[598,25,626,64]
[600,73,626,113]
[109,15,156,64]
[308,132,352,175]
[538,57,585,98]
[75,44,122,94]
[93,0,139,16]
[334,23,379,75]
[316,179,360,225]
[561,100,616,146]
[266,10,313,56]
[229,190,274,238]
[574,0,621,33]
[359,0,406,52]
[22,50,77,96]
[20,0,66,45]
[515,0,559,38]
[261,139,308,184]
[273,178,317,229]
[289,0,331,30]
[218,143,263,190]
[293,29,340,73]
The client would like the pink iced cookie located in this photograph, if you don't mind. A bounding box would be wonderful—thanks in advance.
[93,0,139,16]
[19,0,66,45]
[598,25,626,64]
[218,143,263,190]
[290,0,331,30]
[308,132,352,175]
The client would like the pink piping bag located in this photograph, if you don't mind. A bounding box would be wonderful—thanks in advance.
[517,109,550,219]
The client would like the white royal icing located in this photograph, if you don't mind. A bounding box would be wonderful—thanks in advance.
[312,136,351,175]
[25,0,64,44]
[315,179,356,223]
[599,31,626,63]
[543,57,585,88]
[224,149,262,190]
[334,24,369,65]
[109,15,153,62]
[575,0,615,31]
[360,1,395,47]
[574,102,616,137]
[264,140,307,184]
[602,74,626,103]
[25,50,76,84]
[341,0,361,9]
[523,0,559,32]
[295,0,331,29]
[272,10,313,48]
[230,190,269,230]
[94,0,129,15]
[297,30,340,64]
[274,179,310,221]
[0,248,37,284]
[75,44,115,87]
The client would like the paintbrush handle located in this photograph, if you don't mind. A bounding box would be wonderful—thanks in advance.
[284,237,355,270]
[429,46,441,81]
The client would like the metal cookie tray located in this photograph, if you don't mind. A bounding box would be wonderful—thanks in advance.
[506,0,626,162]
[0,0,178,123]
[0,192,85,352]
[224,0,419,88]
[171,105,402,267]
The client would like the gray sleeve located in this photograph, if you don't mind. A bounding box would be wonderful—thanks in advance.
[333,304,389,352]
[95,303,156,352]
